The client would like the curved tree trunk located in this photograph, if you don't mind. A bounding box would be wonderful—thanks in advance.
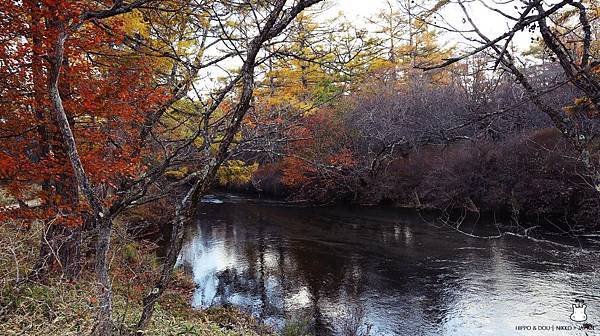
[136,205,191,330]
[135,0,325,330]
[47,23,112,336]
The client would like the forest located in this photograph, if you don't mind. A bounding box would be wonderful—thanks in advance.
[0,0,599,335]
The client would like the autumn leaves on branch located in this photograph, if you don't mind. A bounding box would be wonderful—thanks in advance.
[1,0,325,334]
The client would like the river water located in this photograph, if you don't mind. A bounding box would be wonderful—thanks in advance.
[178,195,600,335]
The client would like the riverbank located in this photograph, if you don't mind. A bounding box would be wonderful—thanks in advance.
[211,190,600,243]
[219,127,600,235]
[0,219,276,335]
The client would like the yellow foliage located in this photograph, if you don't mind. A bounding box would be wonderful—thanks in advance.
[121,10,150,38]
[165,166,190,180]
[216,160,259,186]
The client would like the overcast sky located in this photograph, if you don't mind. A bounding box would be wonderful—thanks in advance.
[330,0,382,19]
[324,0,534,51]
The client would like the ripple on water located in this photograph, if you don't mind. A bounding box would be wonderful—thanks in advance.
[178,201,600,335]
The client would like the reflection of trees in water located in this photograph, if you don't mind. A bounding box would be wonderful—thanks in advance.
[190,203,474,334]
[181,203,600,335]
[214,268,240,305]
[201,204,378,335]
[292,243,342,334]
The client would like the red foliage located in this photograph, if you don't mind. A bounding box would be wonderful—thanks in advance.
[280,109,357,200]
[0,1,168,226]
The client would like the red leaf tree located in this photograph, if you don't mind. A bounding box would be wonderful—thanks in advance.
[0,0,168,276]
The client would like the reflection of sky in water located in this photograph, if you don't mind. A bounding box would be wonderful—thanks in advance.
[178,202,600,336]
[195,243,228,306]
[440,262,600,335]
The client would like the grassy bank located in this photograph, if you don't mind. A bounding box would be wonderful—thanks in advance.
[0,219,275,336]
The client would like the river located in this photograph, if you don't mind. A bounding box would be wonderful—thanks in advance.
[177,195,600,335]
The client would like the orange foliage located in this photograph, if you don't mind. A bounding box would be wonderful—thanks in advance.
[280,109,356,192]
[0,1,169,226]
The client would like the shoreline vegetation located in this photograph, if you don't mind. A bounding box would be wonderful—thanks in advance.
[0,217,277,336]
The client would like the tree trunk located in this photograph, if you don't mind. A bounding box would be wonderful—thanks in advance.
[47,22,112,335]
[136,206,190,330]
[95,217,113,336]
[26,0,83,281]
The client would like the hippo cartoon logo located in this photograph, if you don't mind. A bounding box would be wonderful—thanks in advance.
[570,299,588,322]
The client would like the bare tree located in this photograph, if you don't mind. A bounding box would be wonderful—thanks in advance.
[422,0,600,192]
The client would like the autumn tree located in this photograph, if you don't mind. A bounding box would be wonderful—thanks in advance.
[0,1,188,334]
[234,12,378,196]
[0,0,176,277]
[424,0,600,193]
[367,0,451,80]
[1,0,325,335]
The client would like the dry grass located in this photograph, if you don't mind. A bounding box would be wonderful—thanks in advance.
[0,219,275,336]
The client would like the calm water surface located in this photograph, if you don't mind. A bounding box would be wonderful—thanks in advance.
[178,195,600,335]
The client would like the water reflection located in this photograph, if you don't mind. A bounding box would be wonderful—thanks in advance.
[178,199,600,335]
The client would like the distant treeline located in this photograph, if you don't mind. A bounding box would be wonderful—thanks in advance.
[224,65,599,232]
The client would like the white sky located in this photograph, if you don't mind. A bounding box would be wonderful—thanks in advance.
[329,0,382,19]
[324,0,536,51]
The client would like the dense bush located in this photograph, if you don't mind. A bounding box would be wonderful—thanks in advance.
[235,67,599,232]
[284,127,598,230]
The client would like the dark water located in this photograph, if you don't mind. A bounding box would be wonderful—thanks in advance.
[178,195,600,335]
